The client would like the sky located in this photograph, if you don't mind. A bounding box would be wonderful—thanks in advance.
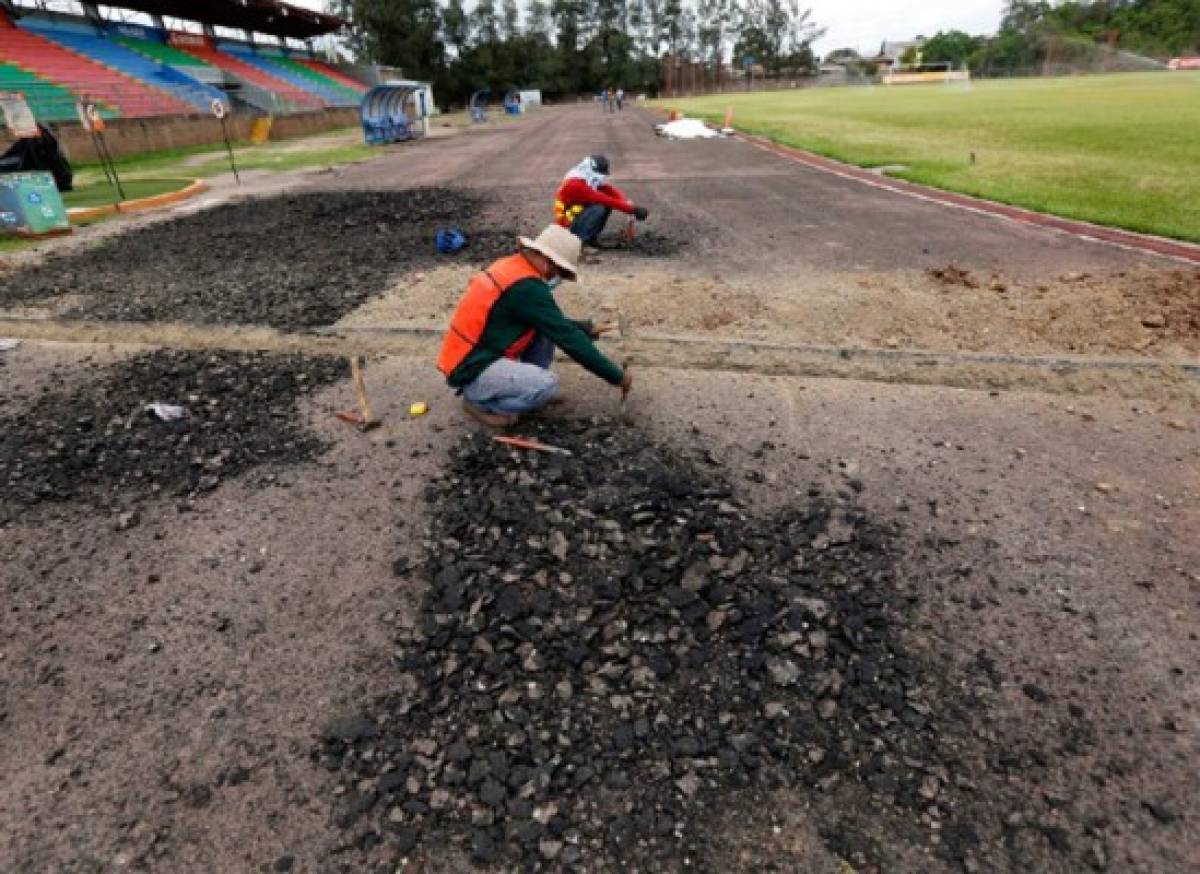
[288,1,1005,58]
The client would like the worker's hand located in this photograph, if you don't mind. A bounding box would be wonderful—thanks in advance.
[620,371,633,395]
[590,320,619,339]
[633,206,649,221]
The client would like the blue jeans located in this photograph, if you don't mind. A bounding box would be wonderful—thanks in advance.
[462,334,559,415]
[569,204,611,245]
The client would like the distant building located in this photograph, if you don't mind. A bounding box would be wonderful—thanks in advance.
[817,61,850,86]
[875,38,926,70]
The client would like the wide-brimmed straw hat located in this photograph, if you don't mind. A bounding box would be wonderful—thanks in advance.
[519,224,581,282]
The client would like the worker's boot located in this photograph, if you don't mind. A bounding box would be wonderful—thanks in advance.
[461,399,518,428]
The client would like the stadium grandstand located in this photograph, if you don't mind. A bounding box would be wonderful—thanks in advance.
[0,0,368,121]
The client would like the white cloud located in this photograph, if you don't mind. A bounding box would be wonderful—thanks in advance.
[285,0,1004,58]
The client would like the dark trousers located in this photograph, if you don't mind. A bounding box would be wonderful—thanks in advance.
[569,204,611,245]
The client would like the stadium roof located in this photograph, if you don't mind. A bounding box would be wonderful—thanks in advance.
[109,1,346,38]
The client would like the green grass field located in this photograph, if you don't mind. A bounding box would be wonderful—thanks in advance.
[666,72,1200,243]
[62,177,192,209]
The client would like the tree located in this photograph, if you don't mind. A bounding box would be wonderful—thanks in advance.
[525,0,552,39]
[921,30,984,67]
[660,0,688,57]
[697,0,734,64]
[338,0,445,79]
[441,0,469,56]
[823,47,860,65]
[334,0,832,103]
[734,1,822,73]
[472,0,501,45]
[501,0,521,40]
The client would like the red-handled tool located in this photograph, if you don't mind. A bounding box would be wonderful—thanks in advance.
[493,435,573,456]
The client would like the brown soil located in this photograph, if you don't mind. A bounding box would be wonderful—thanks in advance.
[2,105,1198,874]
[337,261,1200,363]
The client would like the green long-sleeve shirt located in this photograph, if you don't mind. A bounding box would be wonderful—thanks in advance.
[446,278,625,389]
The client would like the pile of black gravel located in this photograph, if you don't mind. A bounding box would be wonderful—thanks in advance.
[0,189,513,329]
[0,349,343,521]
[315,421,980,871]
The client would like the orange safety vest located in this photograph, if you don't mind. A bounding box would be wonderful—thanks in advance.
[437,253,543,377]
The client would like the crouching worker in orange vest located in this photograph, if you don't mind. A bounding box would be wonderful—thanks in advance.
[437,224,633,427]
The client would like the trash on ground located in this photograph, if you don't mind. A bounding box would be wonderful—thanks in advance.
[655,118,722,140]
[409,401,429,417]
[144,402,186,422]
[436,227,468,254]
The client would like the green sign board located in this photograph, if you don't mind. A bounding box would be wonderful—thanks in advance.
[0,171,70,236]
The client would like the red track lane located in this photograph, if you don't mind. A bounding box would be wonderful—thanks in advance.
[739,134,1200,267]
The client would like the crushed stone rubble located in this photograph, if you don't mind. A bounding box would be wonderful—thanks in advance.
[0,349,344,521]
[314,421,992,870]
[0,189,514,329]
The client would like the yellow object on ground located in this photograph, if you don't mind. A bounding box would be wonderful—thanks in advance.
[249,117,273,145]
[409,402,429,417]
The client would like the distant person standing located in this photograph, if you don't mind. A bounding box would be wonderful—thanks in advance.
[598,89,608,112]
[615,87,625,111]
[606,87,616,113]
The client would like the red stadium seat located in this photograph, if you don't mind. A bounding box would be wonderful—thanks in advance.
[0,24,191,117]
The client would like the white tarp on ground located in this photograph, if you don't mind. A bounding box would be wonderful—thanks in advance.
[655,118,721,140]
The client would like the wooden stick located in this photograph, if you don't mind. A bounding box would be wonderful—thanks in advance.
[349,356,377,426]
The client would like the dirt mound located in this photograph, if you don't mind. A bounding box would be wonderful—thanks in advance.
[1122,267,1200,344]
[0,349,342,521]
[314,422,997,871]
[928,263,980,289]
[0,189,513,329]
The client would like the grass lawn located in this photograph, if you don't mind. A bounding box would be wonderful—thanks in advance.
[188,142,376,175]
[664,72,1200,243]
[62,177,193,209]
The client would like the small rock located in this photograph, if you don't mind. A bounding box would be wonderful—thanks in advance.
[470,829,496,863]
[1141,799,1177,824]
[681,560,709,592]
[767,658,800,686]
[1140,313,1166,329]
[549,531,569,561]
[919,775,940,800]
[1021,683,1050,704]
[115,511,140,531]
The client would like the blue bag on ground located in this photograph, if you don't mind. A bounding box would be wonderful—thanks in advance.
[436,228,467,254]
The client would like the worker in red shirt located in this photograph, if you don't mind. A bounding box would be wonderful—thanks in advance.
[553,154,648,247]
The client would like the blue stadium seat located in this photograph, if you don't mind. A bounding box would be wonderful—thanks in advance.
[221,44,349,106]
